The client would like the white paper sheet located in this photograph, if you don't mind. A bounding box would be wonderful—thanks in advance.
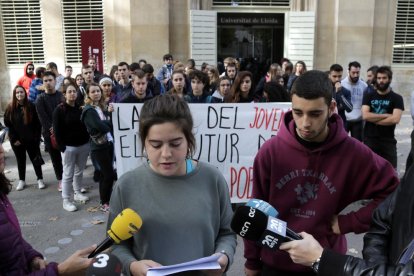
[146,255,221,276]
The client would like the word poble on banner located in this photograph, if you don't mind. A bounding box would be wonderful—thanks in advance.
[113,103,291,203]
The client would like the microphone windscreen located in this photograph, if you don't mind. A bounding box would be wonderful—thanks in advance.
[86,253,122,276]
[108,208,143,243]
[245,199,278,217]
[231,205,268,241]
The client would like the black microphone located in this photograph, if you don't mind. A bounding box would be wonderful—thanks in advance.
[86,253,122,276]
[245,199,302,241]
[231,206,301,250]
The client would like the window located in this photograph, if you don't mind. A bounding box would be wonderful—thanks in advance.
[393,0,414,64]
[0,0,44,65]
[61,0,103,63]
[212,0,290,7]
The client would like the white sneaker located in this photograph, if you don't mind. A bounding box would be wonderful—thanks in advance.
[63,199,77,212]
[38,179,45,189]
[16,180,25,191]
[74,192,89,203]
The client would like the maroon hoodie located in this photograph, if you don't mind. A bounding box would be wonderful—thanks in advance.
[244,111,399,273]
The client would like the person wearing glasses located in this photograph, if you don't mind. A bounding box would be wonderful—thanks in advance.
[211,76,232,103]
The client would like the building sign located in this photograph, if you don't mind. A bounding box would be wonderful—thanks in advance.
[218,13,284,26]
[80,30,104,72]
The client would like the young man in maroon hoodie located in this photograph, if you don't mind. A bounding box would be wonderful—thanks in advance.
[244,70,399,276]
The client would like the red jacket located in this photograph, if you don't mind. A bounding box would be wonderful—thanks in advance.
[244,111,399,273]
[17,62,36,94]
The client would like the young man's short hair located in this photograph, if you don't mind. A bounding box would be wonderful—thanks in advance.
[130,62,140,72]
[329,64,343,72]
[65,65,72,70]
[82,64,92,71]
[291,70,333,106]
[188,70,209,87]
[376,66,393,80]
[348,61,361,70]
[163,54,173,61]
[142,64,154,74]
[43,70,56,79]
[131,69,146,81]
[47,62,58,70]
[118,61,130,69]
[367,65,379,74]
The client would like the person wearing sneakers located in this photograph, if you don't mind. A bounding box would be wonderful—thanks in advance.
[81,83,115,213]
[4,85,45,190]
[35,71,64,191]
[53,82,90,212]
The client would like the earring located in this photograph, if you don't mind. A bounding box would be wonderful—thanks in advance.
[186,148,192,160]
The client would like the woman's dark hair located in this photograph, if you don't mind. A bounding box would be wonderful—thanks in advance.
[109,65,118,80]
[186,59,196,69]
[35,66,46,78]
[230,71,254,103]
[264,81,290,102]
[139,94,195,157]
[61,77,79,93]
[7,85,32,125]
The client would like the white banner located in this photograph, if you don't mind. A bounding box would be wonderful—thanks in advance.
[113,103,291,203]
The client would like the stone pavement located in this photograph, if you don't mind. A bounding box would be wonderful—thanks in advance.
[2,113,412,275]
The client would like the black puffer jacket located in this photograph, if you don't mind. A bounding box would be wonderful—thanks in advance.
[317,166,414,275]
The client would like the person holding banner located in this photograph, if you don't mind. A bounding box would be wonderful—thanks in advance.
[81,83,115,213]
[108,94,236,275]
[244,70,398,276]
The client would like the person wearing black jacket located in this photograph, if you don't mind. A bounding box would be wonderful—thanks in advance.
[4,85,44,191]
[35,71,65,191]
[53,83,90,212]
[280,166,414,276]
[81,83,114,213]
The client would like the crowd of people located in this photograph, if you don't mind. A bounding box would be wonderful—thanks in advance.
[1,53,411,275]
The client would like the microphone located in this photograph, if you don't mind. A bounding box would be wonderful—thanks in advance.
[231,206,301,250]
[86,253,122,276]
[245,199,301,240]
[88,208,143,258]
[245,198,278,218]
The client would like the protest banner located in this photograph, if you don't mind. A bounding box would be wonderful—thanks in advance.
[113,102,291,203]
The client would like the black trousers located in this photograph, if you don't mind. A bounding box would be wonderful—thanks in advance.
[91,144,115,205]
[346,120,363,142]
[364,137,397,168]
[11,142,43,181]
[43,133,63,181]
[406,129,414,172]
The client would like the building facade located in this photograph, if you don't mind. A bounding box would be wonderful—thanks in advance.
[0,0,412,110]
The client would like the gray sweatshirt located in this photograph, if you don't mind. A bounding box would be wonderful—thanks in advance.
[108,161,237,275]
